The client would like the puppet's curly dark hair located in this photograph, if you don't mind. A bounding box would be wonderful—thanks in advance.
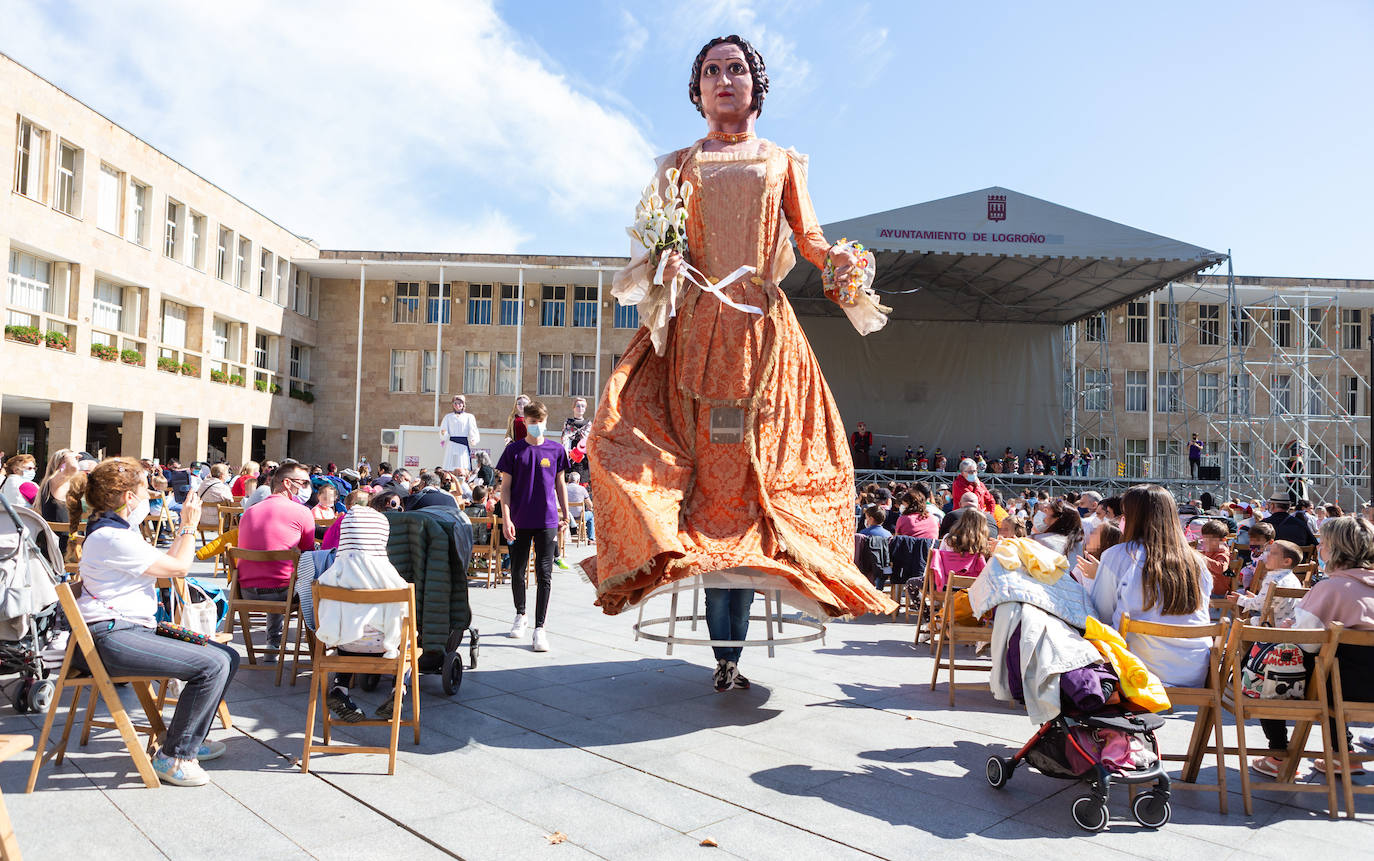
[689,35,768,117]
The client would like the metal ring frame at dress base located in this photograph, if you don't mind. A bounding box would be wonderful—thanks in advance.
[632,576,826,658]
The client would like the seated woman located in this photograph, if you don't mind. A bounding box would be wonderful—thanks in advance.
[1250,515,1374,778]
[930,507,989,591]
[73,457,239,787]
[1089,484,1212,688]
[0,454,37,510]
[1033,498,1085,571]
[1073,520,1121,583]
[895,488,939,540]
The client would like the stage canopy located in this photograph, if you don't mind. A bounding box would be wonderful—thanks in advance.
[785,187,1226,459]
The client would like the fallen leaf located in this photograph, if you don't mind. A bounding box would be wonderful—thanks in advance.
[700,838,718,847]
[546,832,567,844]
[905,715,913,720]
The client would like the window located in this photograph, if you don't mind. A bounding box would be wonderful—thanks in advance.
[1082,312,1106,343]
[421,350,450,393]
[97,164,124,234]
[467,283,492,325]
[1126,301,1148,343]
[1083,368,1110,412]
[1125,370,1148,412]
[1229,374,1251,415]
[164,199,183,259]
[129,180,149,246]
[1344,376,1362,416]
[393,282,421,323]
[275,258,288,305]
[92,280,125,332]
[389,349,418,392]
[1342,309,1363,350]
[1273,308,1293,348]
[1156,371,1181,412]
[1156,440,1181,479]
[7,250,52,320]
[499,283,522,326]
[570,354,596,397]
[1231,306,1254,346]
[541,284,566,327]
[1308,442,1328,478]
[13,117,48,199]
[573,285,598,327]
[1306,308,1325,348]
[426,282,451,324]
[290,344,311,381]
[1344,445,1366,482]
[464,351,490,395]
[1084,437,1109,477]
[254,332,271,369]
[496,352,518,395]
[161,301,188,348]
[236,237,250,290]
[1125,439,1147,477]
[1198,372,1219,413]
[1306,372,1324,416]
[258,249,272,298]
[292,271,314,316]
[1198,304,1220,346]
[216,227,233,281]
[537,353,564,396]
[1156,303,1178,345]
[54,141,80,215]
[1229,441,1252,479]
[188,212,206,269]
[211,319,230,360]
[1272,373,1292,415]
[614,301,640,330]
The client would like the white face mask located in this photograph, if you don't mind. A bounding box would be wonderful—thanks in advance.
[21,468,36,482]
[124,498,150,527]
[295,483,312,504]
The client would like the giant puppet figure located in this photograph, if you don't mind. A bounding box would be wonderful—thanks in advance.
[584,35,897,691]
[438,394,480,473]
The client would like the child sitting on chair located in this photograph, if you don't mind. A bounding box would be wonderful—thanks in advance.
[1238,522,1275,591]
[1229,539,1303,626]
[316,505,410,722]
[1198,519,1233,598]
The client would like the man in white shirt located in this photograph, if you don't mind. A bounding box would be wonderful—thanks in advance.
[564,471,594,543]
[439,395,481,474]
[1078,491,1103,539]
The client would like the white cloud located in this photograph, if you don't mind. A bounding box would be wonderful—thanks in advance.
[0,0,657,251]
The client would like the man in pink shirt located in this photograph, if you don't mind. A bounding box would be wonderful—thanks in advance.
[235,460,316,648]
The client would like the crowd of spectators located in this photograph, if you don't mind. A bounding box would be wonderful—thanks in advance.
[848,428,1097,476]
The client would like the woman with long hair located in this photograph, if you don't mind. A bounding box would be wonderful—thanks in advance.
[37,448,80,523]
[1033,497,1085,570]
[1089,484,1211,686]
[895,488,938,540]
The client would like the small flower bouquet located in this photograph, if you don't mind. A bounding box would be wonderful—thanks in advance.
[822,238,877,306]
[626,168,692,286]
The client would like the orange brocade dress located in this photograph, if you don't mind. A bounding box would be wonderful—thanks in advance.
[584,140,897,619]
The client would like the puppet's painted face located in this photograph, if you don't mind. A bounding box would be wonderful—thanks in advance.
[699,44,753,121]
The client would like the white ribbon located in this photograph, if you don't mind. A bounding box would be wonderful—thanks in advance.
[654,257,763,317]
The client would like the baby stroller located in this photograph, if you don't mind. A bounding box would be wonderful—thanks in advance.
[0,495,64,713]
[986,702,1172,831]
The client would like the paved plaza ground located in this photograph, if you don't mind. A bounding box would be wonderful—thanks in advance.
[3,545,1372,860]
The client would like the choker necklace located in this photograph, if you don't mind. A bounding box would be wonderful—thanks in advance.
[707,130,756,144]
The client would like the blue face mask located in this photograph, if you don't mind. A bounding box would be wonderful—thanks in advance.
[526,423,545,440]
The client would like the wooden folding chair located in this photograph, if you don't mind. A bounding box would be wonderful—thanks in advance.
[467,515,500,587]
[913,546,942,649]
[1220,621,1342,817]
[1120,612,1230,812]
[150,578,234,731]
[26,582,168,791]
[1329,627,1374,818]
[224,547,304,685]
[1295,561,1319,587]
[566,502,588,548]
[0,735,31,859]
[301,584,421,775]
[929,574,994,706]
[1259,582,1309,627]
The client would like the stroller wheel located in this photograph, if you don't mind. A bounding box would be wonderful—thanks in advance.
[27,678,55,714]
[1071,795,1109,832]
[12,679,32,714]
[1131,790,1171,828]
[985,756,1011,789]
[442,648,463,695]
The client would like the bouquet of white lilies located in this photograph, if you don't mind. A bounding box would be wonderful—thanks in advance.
[627,168,692,286]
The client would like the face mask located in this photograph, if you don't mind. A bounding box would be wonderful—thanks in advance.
[1032,510,1048,532]
[295,483,312,504]
[124,498,150,527]
[21,468,36,482]
[963,470,976,481]
[526,423,545,439]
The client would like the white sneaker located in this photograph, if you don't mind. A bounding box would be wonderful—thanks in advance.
[509,614,528,639]
[531,627,549,652]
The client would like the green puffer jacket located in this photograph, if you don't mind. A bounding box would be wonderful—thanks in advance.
[383,510,472,653]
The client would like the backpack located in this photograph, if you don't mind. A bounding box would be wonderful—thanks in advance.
[1240,642,1308,699]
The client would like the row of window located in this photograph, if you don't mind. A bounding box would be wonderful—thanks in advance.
[1082,367,1365,417]
[1081,304,1365,351]
[1082,437,1367,482]
[389,350,600,398]
[13,116,316,317]
[389,282,639,330]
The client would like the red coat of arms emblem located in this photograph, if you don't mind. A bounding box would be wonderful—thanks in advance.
[987,194,1006,222]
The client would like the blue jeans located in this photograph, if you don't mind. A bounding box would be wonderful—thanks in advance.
[705,588,751,663]
[85,621,239,759]
[581,509,595,542]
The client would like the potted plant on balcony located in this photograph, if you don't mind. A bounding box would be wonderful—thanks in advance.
[4,325,41,345]
[254,379,269,392]
[90,343,119,361]
[45,331,71,351]
[209,369,228,383]
[271,383,283,395]
[229,373,245,387]
[289,388,316,404]
[120,348,144,366]
[179,362,198,377]
[157,356,180,373]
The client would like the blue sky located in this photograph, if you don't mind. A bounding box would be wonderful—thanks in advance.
[4,0,1370,277]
